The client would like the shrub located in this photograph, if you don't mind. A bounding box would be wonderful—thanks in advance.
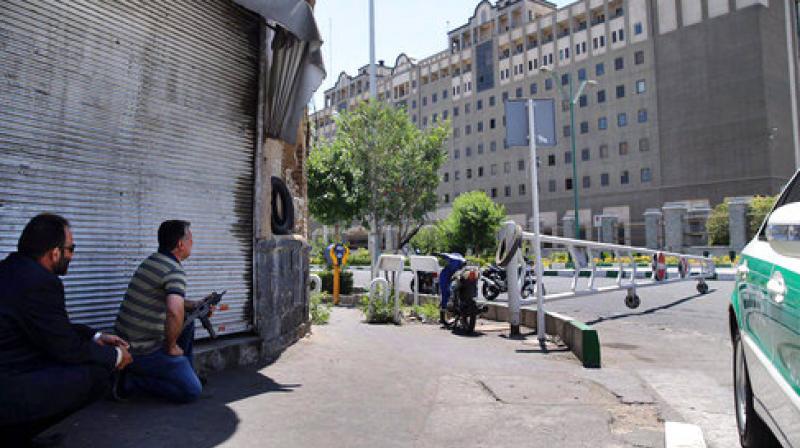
[358,294,396,324]
[707,201,729,246]
[346,247,371,266]
[310,292,332,325]
[410,225,445,254]
[412,302,441,323]
[319,270,354,295]
[748,195,778,238]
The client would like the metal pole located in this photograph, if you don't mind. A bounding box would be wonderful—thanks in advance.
[528,99,546,343]
[368,0,377,99]
[569,77,579,239]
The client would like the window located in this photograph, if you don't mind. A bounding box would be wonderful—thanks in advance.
[578,68,586,81]
[518,159,525,171]
[582,175,591,188]
[614,57,624,71]
[432,113,438,123]
[444,194,450,203]
[422,96,428,106]
[618,29,625,41]
[621,170,629,184]
[466,168,473,179]
[490,141,497,152]
[599,144,609,158]
[598,117,608,130]
[454,148,460,159]
[545,78,553,90]
[581,148,590,161]
[490,164,497,175]
[477,121,484,132]
[548,154,556,166]
[638,108,648,123]
[596,63,605,76]
[465,103,471,114]
[477,99,483,110]
[616,85,625,98]
[618,141,629,155]
[634,22,643,35]
[443,110,449,120]
[504,185,511,197]
[491,188,498,198]
[634,50,644,65]
[548,179,557,192]
[580,121,589,134]
[636,79,646,94]
[412,100,417,109]
[601,173,609,186]
[490,118,496,129]
[530,83,538,95]
[423,116,428,126]
[466,146,472,157]
[478,166,484,177]
[597,90,606,103]
[489,96,496,107]
[454,170,460,180]
[502,91,509,101]
[561,74,569,86]
[516,87,523,98]
[579,95,588,107]
[465,125,472,135]
[563,125,571,137]
[444,172,449,182]
[519,184,526,195]
[639,137,650,152]
[453,106,459,117]
[432,93,438,103]
[504,162,510,173]
[641,167,652,182]
[565,151,572,164]
[565,178,573,190]
[617,113,627,127]
[453,128,460,138]
[443,89,448,99]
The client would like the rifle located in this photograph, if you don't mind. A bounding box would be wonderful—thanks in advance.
[183,290,226,338]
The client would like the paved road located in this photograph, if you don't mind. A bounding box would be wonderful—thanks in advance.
[353,270,740,447]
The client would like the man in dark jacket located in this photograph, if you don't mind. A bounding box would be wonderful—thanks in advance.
[0,214,133,446]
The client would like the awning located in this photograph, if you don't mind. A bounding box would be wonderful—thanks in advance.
[234,0,326,144]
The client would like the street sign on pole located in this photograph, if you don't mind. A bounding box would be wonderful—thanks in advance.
[503,98,557,344]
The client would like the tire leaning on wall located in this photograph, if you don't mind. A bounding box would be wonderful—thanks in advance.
[271,176,295,235]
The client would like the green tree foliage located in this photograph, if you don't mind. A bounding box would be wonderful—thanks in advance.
[707,201,729,246]
[307,139,365,230]
[409,225,445,254]
[748,195,778,237]
[439,191,506,255]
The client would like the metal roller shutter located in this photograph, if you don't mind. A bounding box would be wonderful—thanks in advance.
[0,0,259,338]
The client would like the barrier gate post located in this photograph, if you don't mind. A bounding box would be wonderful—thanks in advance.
[507,249,523,336]
[528,98,547,344]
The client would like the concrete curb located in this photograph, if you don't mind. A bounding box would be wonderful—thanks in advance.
[482,302,601,368]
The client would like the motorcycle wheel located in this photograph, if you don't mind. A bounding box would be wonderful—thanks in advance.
[456,314,476,334]
[482,281,500,301]
[522,281,546,299]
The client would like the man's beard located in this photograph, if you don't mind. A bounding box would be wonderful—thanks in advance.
[54,252,70,276]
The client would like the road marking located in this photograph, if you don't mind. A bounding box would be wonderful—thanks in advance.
[665,421,707,448]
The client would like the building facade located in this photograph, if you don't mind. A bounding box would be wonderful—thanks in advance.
[312,0,800,246]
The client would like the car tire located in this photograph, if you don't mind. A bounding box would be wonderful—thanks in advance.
[733,331,779,448]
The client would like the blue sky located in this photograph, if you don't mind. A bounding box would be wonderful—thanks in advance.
[311,0,573,110]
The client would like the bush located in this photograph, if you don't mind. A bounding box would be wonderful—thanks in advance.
[319,270,354,295]
[310,292,332,325]
[346,247,371,266]
[412,302,441,323]
[707,201,729,246]
[410,225,445,254]
[358,294,396,324]
[748,195,777,238]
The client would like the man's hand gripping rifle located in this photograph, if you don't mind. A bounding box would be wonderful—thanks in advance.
[184,291,226,339]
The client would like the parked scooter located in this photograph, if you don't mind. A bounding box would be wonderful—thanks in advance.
[481,258,545,301]
[434,252,486,333]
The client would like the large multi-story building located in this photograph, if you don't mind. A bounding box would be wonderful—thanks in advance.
[312,0,800,245]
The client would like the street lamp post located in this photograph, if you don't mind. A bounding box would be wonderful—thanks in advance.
[541,66,596,239]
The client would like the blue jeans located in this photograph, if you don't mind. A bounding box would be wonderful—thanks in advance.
[124,322,201,403]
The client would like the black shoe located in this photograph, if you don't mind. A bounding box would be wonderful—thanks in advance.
[110,371,129,402]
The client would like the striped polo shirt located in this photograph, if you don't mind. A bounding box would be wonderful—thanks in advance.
[114,252,187,355]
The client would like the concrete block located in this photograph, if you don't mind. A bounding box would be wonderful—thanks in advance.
[663,204,687,252]
[727,197,750,253]
[644,209,662,249]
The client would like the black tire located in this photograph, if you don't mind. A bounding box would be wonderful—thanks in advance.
[697,282,709,294]
[271,176,294,235]
[733,332,779,448]
[482,281,499,301]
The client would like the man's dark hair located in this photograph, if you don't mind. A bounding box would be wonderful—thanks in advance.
[18,213,70,259]
[158,220,191,252]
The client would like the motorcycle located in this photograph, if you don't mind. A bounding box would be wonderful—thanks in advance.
[481,259,545,301]
[435,252,486,334]
[409,271,439,295]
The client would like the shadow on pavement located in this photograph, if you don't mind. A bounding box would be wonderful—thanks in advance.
[49,368,300,448]
[584,290,714,326]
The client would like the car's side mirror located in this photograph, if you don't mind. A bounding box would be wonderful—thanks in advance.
[766,202,800,258]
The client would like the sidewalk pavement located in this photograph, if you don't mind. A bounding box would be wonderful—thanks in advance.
[48,308,668,447]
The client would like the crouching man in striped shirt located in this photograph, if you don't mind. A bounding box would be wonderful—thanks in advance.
[113,220,208,403]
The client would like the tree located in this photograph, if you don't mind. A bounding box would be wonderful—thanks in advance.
[748,195,778,237]
[409,225,445,254]
[307,140,365,238]
[440,191,506,255]
[335,100,449,251]
[707,201,729,246]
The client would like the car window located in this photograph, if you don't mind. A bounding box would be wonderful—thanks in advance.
[758,170,800,239]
